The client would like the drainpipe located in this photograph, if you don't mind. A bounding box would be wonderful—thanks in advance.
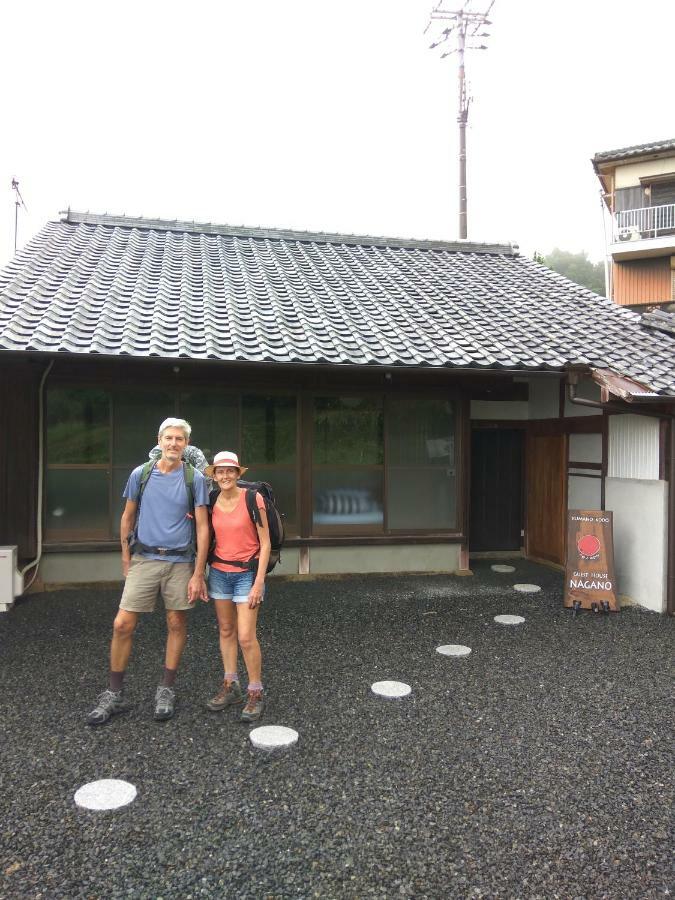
[20,359,54,592]
[567,381,675,616]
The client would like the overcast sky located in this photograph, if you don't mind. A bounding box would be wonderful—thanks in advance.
[1,0,673,268]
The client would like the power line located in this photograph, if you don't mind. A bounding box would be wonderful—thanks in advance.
[425,2,494,239]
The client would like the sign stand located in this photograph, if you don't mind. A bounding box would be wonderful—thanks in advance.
[564,510,618,615]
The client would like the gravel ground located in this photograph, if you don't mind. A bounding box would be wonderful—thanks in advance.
[0,561,672,899]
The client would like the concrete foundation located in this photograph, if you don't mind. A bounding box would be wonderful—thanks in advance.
[35,544,461,586]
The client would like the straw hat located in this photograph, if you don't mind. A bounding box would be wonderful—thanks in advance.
[204,450,248,478]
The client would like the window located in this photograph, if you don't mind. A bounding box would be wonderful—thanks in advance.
[46,389,111,540]
[45,387,296,541]
[45,385,460,544]
[242,394,297,532]
[385,396,457,530]
[111,390,174,537]
[614,186,645,213]
[312,396,384,531]
[47,389,109,464]
[179,391,239,465]
[649,180,675,206]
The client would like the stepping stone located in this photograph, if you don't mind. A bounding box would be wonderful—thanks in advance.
[371,680,411,698]
[491,564,515,573]
[513,583,541,593]
[436,644,472,657]
[494,614,525,625]
[74,779,137,810]
[249,725,299,750]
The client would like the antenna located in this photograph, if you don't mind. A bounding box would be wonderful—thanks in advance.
[11,178,28,253]
[425,2,494,239]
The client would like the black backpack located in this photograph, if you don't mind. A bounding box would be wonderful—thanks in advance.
[208,480,285,574]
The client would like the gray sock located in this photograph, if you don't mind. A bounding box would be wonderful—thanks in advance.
[162,667,177,688]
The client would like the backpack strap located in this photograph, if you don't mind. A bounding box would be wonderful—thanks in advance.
[208,553,258,571]
[245,488,263,528]
[183,462,195,510]
[137,460,156,505]
[207,489,261,568]
[182,462,196,553]
[136,461,195,510]
[128,461,155,552]
[129,461,198,556]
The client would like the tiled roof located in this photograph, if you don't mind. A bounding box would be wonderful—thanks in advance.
[1,211,674,395]
[593,139,675,166]
[641,308,675,337]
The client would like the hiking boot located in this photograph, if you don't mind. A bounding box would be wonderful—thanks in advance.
[86,690,127,726]
[154,686,176,721]
[241,689,265,723]
[206,679,243,712]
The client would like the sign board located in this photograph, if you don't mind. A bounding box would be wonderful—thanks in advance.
[564,510,618,611]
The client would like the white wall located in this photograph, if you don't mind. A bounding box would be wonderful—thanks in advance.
[568,475,602,511]
[470,376,564,421]
[470,400,529,420]
[568,433,603,510]
[604,414,667,612]
[528,377,560,419]
[614,157,675,189]
[605,478,668,613]
[471,376,602,422]
[569,432,602,463]
[564,380,603,417]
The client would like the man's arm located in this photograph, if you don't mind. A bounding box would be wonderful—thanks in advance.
[120,499,138,578]
[188,505,210,603]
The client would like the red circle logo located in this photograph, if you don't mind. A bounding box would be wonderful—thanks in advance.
[577,534,601,557]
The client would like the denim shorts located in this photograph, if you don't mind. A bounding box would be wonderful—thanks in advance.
[208,567,263,603]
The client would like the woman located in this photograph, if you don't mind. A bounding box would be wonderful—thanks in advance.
[204,450,271,722]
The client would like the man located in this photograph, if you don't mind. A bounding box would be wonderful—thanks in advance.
[86,417,209,726]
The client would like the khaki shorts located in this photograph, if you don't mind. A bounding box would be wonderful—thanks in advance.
[120,556,194,613]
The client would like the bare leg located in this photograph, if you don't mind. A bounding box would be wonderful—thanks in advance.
[110,609,139,672]
[165,610,188,670]
[236,604,261,684]
[213,600,238,674]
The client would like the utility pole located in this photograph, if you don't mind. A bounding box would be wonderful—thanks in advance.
[11,179,28,253]
[426,3,494,239]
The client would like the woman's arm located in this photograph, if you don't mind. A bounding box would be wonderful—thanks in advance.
[248,506,271,608]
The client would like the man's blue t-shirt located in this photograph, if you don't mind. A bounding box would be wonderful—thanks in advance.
[123,464,209,563]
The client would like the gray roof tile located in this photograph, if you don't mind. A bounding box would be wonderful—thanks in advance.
[1,212,675,394]
[593,139,675,165]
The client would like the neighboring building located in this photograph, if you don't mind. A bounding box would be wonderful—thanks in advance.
[0,210,674,613]
[593,139,675,311]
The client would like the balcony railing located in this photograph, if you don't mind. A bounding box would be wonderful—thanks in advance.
[614,203,675,242]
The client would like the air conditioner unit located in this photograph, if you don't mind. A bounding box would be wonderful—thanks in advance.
[618,227,640,242]
[0,546,24,612]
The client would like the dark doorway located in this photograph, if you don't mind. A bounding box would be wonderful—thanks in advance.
[470,428,523,551]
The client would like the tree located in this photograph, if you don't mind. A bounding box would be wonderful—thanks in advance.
[537,248,606,296]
